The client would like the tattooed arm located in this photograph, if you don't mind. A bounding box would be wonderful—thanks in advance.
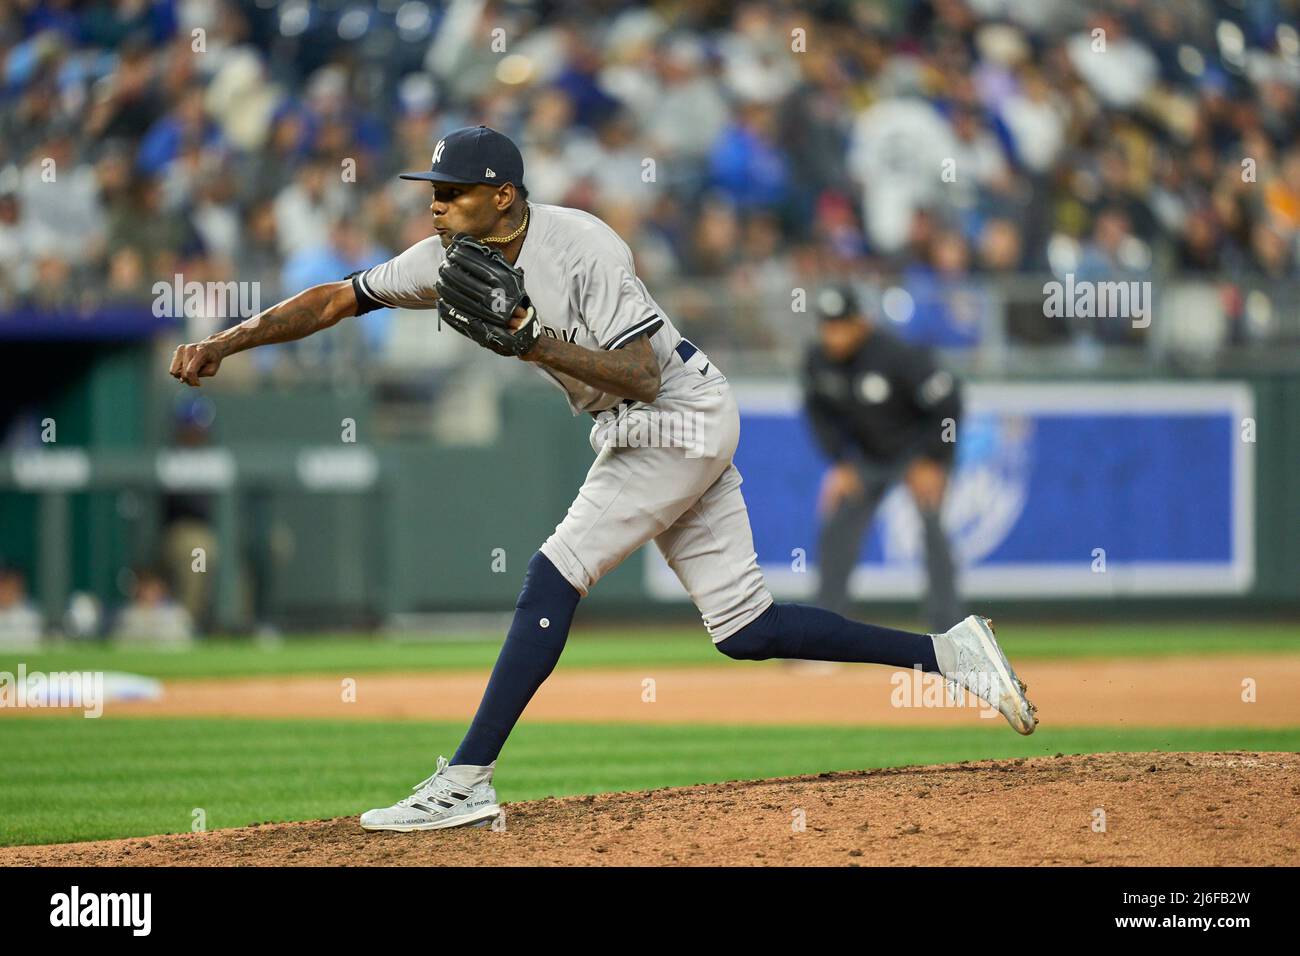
[522,333,661,405]
[169,281,359,386]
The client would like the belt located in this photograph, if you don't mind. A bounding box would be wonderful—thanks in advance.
[590,338,701,418]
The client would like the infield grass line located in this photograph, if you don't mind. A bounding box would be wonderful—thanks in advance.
[0,622,1296,681]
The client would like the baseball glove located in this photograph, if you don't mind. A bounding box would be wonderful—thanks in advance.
[435,234,541,357]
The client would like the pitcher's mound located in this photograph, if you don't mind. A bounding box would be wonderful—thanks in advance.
[5,752,1295,866]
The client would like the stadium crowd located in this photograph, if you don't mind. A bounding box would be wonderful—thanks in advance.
[1,0,1298,357]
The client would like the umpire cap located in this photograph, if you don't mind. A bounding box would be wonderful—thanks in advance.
[813,284,864,323]
[399,125,525,190]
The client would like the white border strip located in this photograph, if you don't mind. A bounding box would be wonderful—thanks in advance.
[356,269,401,309]
[604,314,662,350]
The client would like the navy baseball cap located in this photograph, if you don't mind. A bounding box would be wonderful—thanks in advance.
[399,125,525,189]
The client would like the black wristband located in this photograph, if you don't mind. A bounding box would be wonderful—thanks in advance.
[346,270,384,316]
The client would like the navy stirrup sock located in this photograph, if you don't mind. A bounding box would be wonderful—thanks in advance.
[718,602,940,672]
[452,551,580,766]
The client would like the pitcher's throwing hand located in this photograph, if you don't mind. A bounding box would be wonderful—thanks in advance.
[169,341,223,387]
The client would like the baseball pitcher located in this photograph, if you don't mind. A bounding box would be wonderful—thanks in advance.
[170,126,1037,832]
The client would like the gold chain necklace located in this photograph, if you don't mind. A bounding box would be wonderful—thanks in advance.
[480,203,529,245]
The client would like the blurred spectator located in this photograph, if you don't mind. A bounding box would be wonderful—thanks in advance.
[686,195,742,277]
[203,47,282,153]
[567,111,656,211]
[2,71,70,160]
[1077,206,1152,280]
[730,210,805,351]
[17,126,106,266]
[1065,13,1158,109]
[298,63,388,165]
[810,190,869,261]
[236,108,311,203]
[1248,221,1297,280]
[518,87,580,203]
[999,66,1067,174]
[0,169,58,304]
[186,157,242,263]
[94,140,136,214]
[63,592,104,642]
[903,229,986,347]
[977,217,1025,272]
[0,564,42,649]
[160,395,219,633]
[1074,206,1154,343]
[550,26,623,129]
[112,566,194,646]
[977,216,1065,343]
[136,80,223,176]
[232,198,284,305]
[849,98,957,254]
[106,173,201,280]
[425,1,532,109]
[644,35,729,163]
[709,100,792,215]
[948,104,1014,207]
[272,156,351,259]
[0,0,1295,359]
[599,200,678,287]
[778,39,852,227]
[104,246,151,304]
[717,2,800,105]
[281,216,394,355]
[1176,206,1226,272]
[83,35,163,144]
[1264,147,1300,234]
[1086,142,1158,241]
[27,254,78,311]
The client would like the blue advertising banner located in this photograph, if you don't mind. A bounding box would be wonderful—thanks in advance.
[645,382,1255,599]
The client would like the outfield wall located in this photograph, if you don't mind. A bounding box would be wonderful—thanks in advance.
[2,366,1299,629]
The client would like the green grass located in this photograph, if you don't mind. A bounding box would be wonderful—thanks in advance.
[2,717,1298,847]
[0,621,1296,681]
[0,631,714,679]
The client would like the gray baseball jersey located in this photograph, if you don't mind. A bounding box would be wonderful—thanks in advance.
[356,203,684,415]
[353,202,773,641]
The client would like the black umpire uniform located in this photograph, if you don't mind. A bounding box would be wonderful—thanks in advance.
[802,286,964,631]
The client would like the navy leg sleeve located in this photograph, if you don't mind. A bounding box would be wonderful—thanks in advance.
[452,551,581,766]
[717,602,939,672]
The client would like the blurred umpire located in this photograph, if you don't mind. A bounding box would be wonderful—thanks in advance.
[802,285,963,632]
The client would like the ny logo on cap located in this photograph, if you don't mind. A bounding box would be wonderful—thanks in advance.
[432,139,446,164]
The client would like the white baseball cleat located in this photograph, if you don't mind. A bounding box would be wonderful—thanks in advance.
[359,756,501,832]
[935,615,1039,735]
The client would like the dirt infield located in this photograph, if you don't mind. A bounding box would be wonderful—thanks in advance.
[4,752,1295,866]
[10,655,1293,727]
